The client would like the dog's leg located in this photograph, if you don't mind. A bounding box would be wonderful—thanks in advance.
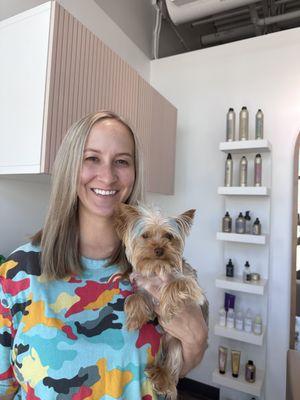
[146,334,182,400]
[124,292,154,331]
[160,276,205,321]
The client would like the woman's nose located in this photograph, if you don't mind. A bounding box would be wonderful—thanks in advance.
[96,164,117,184]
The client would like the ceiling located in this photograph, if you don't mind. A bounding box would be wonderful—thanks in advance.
[157,0,300,58]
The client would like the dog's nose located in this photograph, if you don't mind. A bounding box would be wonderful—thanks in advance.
[154,247,164,257]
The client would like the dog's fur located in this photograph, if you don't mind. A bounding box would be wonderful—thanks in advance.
[114,203,205,400]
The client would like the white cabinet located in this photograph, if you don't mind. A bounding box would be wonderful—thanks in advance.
[212,140,271,399]
[0,2,177,194]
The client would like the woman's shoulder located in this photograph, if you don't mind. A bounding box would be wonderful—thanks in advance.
[1,242,42,280]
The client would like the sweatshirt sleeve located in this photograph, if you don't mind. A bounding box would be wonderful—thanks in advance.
[0,260,19,396]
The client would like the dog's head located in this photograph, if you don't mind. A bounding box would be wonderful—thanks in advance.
[114,203,195,276]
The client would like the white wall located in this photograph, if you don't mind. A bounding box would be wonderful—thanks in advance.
[149,28,300,399]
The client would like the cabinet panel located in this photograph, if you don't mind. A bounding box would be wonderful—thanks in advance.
[0,3,51,173]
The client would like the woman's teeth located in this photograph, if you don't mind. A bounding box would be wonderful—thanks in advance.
[92,188,117,196]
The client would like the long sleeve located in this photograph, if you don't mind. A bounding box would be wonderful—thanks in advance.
[0,261,19,396]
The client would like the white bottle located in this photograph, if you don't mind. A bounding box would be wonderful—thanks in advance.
[239,106,249,140]
[253,314,263,335]
[227,308,235,329]
[244,308,253,333]
[219,307,227,327]
[235,310,244,331]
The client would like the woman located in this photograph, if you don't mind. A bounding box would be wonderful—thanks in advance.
[0,111,208,400]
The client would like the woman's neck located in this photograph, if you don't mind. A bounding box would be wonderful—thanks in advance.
[78,211,120,260]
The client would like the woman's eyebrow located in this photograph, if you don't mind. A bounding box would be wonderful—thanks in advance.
[84,148,133,157]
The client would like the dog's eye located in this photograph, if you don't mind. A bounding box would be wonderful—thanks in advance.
[164,233,173,240]
[142,232,149,239]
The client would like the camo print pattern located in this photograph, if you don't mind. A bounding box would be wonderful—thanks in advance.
[0,243,163,399]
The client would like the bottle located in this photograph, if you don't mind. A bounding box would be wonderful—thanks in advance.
[227,308,235,329]
[245,360,256,383]
[239,106,249,140]
[239,156,248,186]
[244,211,251,233]
[222,212,232,233]
[226,108,236,141]
[235,212,246,234]
[218,307,226,327]
[224,153,233,187]
[254,154,262,186]
[252,218,262,235]
[255,109,264,139]
[244,309,253,333]
[226,259,234,277]
[253,314,263,335]
[243,261,252,282]
[235,310,244,331]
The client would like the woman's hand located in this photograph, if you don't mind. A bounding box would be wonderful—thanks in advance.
[132,273,208,376]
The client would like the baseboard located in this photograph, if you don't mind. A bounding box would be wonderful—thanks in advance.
[177,377,219,399]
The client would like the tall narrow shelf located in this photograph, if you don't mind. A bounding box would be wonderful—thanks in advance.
[214,137,271,399]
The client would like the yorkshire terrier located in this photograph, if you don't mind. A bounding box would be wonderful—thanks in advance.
[114,203,206,400]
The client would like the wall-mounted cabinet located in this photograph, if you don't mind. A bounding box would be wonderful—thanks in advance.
[0,1,177,194]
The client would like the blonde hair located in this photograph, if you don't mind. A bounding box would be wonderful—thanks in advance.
[32,111,144,279]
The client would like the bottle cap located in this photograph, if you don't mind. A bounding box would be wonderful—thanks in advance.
[229,107,234,111]
[248,360,254,365]
[254,218,260,224]
[245,261,250,267]
[227,153,232,159]
[242,106,247,110]
[238,212,243,217]
[245,211,251,219]
[255,153,261,158]
[225,211,230,217]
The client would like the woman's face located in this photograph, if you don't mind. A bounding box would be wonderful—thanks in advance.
[77,119,135,220]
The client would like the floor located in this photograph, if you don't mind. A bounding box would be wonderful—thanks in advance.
[178,389,214,400]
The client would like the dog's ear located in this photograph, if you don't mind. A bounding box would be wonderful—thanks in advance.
[114,203,141,239]
[175,209,196,236]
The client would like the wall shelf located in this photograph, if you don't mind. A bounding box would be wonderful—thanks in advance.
[214,324,264,346]
[215,275,267,295]
[218,186,270,196]
[212,367,264,397]
[216,232,266,244]
[219,139,271,153]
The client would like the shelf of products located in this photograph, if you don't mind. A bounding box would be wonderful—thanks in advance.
[216,232,266,244]
[212,367,264,397]
[219,139,271,153]
[214,324,265,346]
[218,186,270,196]
[215,275,267,295]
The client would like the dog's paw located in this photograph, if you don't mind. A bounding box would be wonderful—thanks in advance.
[124,293,153,330]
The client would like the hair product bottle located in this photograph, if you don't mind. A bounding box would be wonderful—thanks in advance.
[245,360,256,383]
[227,308,235,329]
[239,106,249,140]
[243,261,251,282]
[226,259,234,277]
[218,307,226,327]
[219,346,228,374]
[222,212,232,232]
[255,109,264,139]
[244,309,253,333]
[224,153,233,187]
[235,311,244,331]
[231,350,241,378]
[235,212,246,234]
[252,218,262,235]
[239,156,248,186]
[253,314,263,335]
[254,154,262,186]
[245,211,251,233]
[226,108,236,141]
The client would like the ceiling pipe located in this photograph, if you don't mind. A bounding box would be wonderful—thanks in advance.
[201,24,254,45]
[191,8,250,27]
[253,9,300,25]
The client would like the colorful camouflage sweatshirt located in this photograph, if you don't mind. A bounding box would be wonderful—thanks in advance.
[0,243,163,399]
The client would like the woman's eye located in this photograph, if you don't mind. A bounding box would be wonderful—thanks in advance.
[85,156,99,163]
[115,159,129,166]
[164,233,173,240]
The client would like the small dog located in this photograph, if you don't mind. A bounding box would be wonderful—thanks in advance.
[114,203,205,400]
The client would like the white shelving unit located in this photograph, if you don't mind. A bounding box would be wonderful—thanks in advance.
[212,367,265,397]
[217,232,267,244]
[218,186,270,196]
[214,324,265,346]
[216,275,267,295]
[214,139,271,399]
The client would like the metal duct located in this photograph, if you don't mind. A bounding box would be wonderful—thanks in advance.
[165,0,259,25]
